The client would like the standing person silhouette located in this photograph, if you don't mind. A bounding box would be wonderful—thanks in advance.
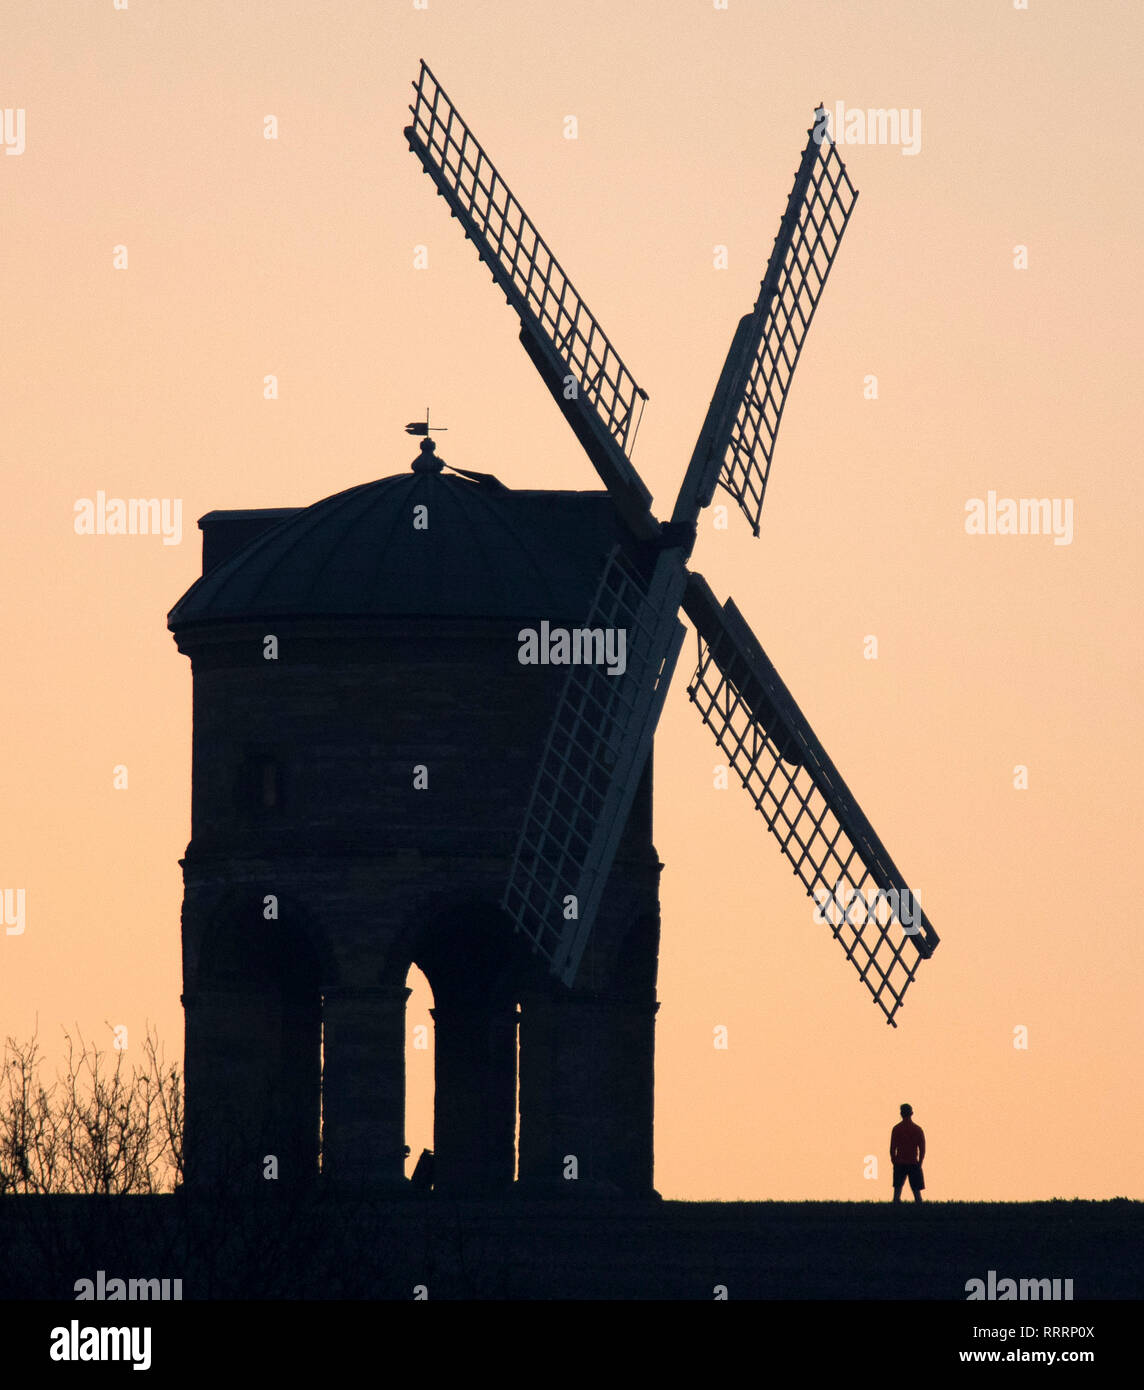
[890,1103,926,1203]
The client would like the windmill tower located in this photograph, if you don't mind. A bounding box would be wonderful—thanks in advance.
[169,435,663,1197]
[168,63,940,1200]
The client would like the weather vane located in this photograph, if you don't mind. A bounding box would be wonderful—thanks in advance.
[404,408,448,437]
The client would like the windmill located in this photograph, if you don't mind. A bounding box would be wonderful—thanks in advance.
[405,61,939,1028]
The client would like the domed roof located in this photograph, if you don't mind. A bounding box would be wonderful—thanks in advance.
[168,446,626,630]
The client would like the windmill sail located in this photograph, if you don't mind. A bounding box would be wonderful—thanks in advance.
[683,573,938,1026]
[410,65,943,1021]
[405,61,657,540]
[673,110,858,538]
[503,546,686,986]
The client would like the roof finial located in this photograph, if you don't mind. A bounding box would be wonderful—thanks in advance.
[405,407,448,472]
[411,436,445,472]
[406,408,448,471]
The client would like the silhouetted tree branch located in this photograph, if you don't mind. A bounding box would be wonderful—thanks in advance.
[0,1024,182,1195]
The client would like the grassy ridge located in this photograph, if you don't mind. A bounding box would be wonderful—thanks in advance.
[1,1196,1140,1299]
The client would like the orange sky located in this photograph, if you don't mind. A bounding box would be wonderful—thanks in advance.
[1,0,1141,1201]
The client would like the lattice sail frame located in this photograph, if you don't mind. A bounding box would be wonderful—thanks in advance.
[405,65,940,1012]
[405,62,649,492]
[685,591,938,1026]
[717,117,858,536]
[503,547,686,985]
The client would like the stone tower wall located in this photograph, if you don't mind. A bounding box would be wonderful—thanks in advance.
[175,615,662,1196]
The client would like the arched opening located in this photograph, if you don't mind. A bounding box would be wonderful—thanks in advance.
[404,963,435,1181]
[410,901,527,1195]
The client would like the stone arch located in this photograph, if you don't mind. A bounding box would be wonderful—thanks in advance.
[187,886,340,993]
[412,897,526,1005]
[184,890,332,1188]
[399,898,533,1195]
[513,907,661,1197]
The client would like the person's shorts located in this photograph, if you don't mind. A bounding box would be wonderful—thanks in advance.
[893,1163,925,1192]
